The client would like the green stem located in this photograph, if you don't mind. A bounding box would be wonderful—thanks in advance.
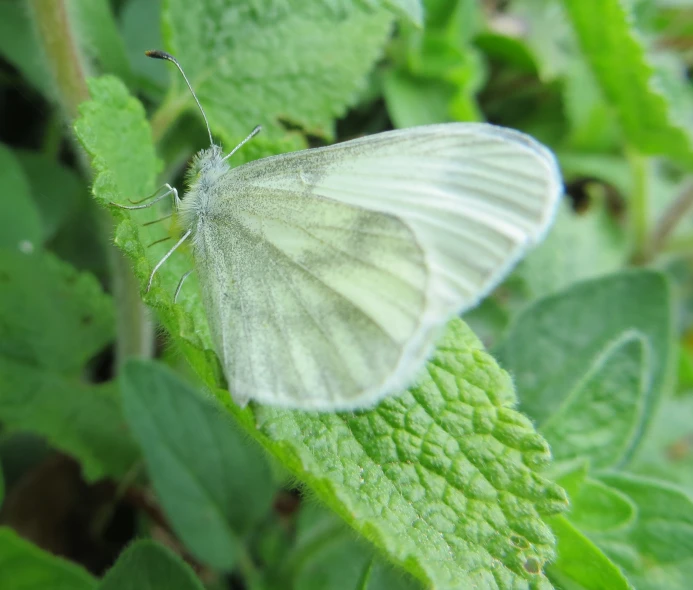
[27,0,154,367]
[626,147,650,264]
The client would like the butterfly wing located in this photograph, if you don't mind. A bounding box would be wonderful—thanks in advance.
[198,123,562,409]
[194,189,433,409]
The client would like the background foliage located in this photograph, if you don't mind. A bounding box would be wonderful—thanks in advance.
[0,0,692,588]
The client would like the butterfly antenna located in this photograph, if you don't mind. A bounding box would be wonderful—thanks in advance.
[145,49,214,146]
[222,125,262,162]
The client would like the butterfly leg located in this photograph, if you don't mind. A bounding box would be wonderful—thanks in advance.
[111,183,181,210]
[145,229,192,292]
[173,269,195,303]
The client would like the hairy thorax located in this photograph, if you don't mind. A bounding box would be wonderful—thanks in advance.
[178,145,232,237]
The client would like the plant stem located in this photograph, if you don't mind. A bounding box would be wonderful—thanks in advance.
[27,0,154,366]
[649,181,693,259]
[626,147,650,264]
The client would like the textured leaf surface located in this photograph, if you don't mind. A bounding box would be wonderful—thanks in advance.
[562,0,693,166]
[162,0,393,139]
[99,541,204,590]
[496,271,673,466]
[0,527,96,590]
[0,248,138,480]
[75,75,566,589]
[120,360,275,570]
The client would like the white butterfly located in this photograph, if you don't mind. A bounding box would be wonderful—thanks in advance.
[119,51,562,411]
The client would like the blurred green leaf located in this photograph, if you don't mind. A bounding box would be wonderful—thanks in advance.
[0,144,43,253]
[0,249,138,480]
[120,360,275,571]
[0,460,4,507]
[161,0,393,139]
[99,540,204,590]
[119,0,168,96]
[562,0,693,167]
[276,504,421,590]
[566,477,637,533]
[517,200,627,300]
[0,249,112,372]
[630,395,693,495]
[15,151,85,241]
[541,332,650,470]
[496,270,674,466]
[546,515,633,590]
[68,0,134,86]
[379,0,423,26]
[591,473,693,590]
[0,526,97,590]
[0,1,51,96]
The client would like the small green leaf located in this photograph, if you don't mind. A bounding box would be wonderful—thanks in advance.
[591,473,693,590]
[562,0,693,166]
[0,144,43,253]
[0,361,140,481]
[383,70,455,127]
[0,249,137,480]
[567,478,637,533]
[99,540,205,590]
[68,0,134,86]
[16,150,85,242]
[546,515,633,590]
[496,270,674,466]
[0,248,113,372]
[162,0,393,139]
[540,332,649,470]
[0,2,51,96]
[280,504,421,590]
[120,360,275,571]
[0,526,97,590]
[0,459,4,507]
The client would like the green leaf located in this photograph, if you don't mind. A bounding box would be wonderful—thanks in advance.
[567,477,637,533]
[120,360,275,571]
[120,0,168,96]
[75,75,567,590]
[278,504,421,590]
[516,200,628,300]
[380,0,423,26]
[0,362,140,481]
[630,395,693,494]
[562,0,693,167]
[591,473,693,590]
[495,270,674,466]
[382,69,455,127]
[16,150,85,242]
[99,540,204,590]
[0,249,138,480]
[0,1,52,96]
[0,249,113,372]
[0,459,4,507]
[0,144,43,253]
[540,332,650,470]
[0,526,97,590]
[546,515,633,590]
[161,0,393,139]
[68,0,134,86]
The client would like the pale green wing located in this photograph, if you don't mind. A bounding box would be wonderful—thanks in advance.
[200,123,561,409]
[229,123,562,321]
[194,189,433,409]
